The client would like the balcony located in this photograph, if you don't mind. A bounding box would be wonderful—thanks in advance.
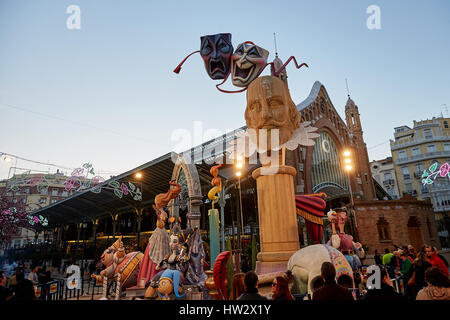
[391,134,450,151]
[396,150,450,165]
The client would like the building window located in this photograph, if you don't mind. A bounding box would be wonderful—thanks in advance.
[21,198,26,204]
[402,167,410,180]
[415,162,424,173]
[444,121,448,129]
[12,198,17,204]
[424,129,433,139]
[444,143,450,151]
[24,188,30,194]
[52,188,58,196]
[62,191,68,197]
[398,150,407,159]
[311,132,348,192]
[384,172,393,180]
[51,198,58,204]
[412,148,421,156]
[40,188,48,195]
[377,217,391,241]
[39,198,47,204]
[427,144,436,153]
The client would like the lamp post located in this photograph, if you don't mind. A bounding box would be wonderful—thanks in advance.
[343,149,359,241]
[235,155,245,236]
[218,181,230,252]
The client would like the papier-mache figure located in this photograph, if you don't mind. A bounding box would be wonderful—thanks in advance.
[144,269,188,300]
[91,236,144,300]
[137,181,181,288]
[326,207,364,271]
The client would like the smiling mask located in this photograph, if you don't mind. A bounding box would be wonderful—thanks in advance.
[231,42,269,87]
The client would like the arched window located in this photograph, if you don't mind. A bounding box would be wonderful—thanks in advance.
[311,132,348,192]
[377,217,391,241]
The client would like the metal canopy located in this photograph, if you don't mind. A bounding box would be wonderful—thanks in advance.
[31,125,260,230]
[32,153,179,228]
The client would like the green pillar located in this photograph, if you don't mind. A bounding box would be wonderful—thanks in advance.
[208,209,220,267]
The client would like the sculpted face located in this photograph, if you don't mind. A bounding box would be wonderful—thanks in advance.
[245,76,300,151]
[231,42,269,87]
[101,248,114,267]
[158,278,174,296]
[200,33,233,80]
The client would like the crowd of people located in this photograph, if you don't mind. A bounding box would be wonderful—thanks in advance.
[230,244,450,301]
[1,243,449,301]
[0,257,101,301]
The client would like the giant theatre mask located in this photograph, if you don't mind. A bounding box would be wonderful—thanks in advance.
[245,76,301,152]
[200,33,233,80]
[231,42,269,87]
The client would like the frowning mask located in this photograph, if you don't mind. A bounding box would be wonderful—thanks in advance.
[231,42,269,87]
[200,33,233,80]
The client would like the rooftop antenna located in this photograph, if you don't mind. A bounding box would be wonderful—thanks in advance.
[345,78,350,98]
[441,104,448,117]
[273,32,278,57]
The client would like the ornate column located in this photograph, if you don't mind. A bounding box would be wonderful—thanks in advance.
[252,165,300,274]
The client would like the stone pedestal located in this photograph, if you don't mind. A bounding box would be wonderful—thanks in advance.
[252,165,300,274]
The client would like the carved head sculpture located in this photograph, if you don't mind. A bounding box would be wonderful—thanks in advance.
[335,208,348,234]
[245,76,301,152]
[200,33,233,80]
[231,42,269,87]
[101,236,123,267]
[157,269,186,299]
[169,233,180,251]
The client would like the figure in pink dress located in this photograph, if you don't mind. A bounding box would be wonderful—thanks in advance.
[326,207,364,271]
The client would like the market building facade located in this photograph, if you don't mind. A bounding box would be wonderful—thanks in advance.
[2,81,443,263]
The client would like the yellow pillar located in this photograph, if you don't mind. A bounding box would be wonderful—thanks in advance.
[252,165,300,274]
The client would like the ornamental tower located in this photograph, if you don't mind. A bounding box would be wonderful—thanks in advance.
[345,96,376,200]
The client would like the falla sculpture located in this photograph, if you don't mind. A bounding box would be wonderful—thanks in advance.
[173,33,308,93]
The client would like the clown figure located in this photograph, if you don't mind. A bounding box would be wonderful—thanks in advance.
[326,208,364,271]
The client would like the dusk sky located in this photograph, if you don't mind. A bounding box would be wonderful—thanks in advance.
[1,0,449,180]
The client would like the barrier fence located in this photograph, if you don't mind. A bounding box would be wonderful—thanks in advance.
[33,276,113,300]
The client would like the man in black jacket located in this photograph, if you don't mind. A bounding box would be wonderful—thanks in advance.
[237,271,267,300]
[12,272,36,300]
[312,262,354,301]
[0,271,13,301]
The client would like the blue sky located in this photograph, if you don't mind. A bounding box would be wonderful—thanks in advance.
[0,0,449,179]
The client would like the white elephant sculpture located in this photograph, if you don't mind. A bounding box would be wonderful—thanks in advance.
[287,244,354,295]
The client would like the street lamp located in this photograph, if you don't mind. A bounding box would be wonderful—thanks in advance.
[235,155,245,236]
[343,149,359,241]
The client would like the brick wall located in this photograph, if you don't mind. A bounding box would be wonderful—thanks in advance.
[355,195,441,254]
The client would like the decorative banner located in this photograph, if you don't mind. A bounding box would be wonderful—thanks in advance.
[64,163,142,201]
[421,162,450,185]
[34,285,41,298]
[6,171,52,194]
[1,207,48,228]
[49,282,58,294]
